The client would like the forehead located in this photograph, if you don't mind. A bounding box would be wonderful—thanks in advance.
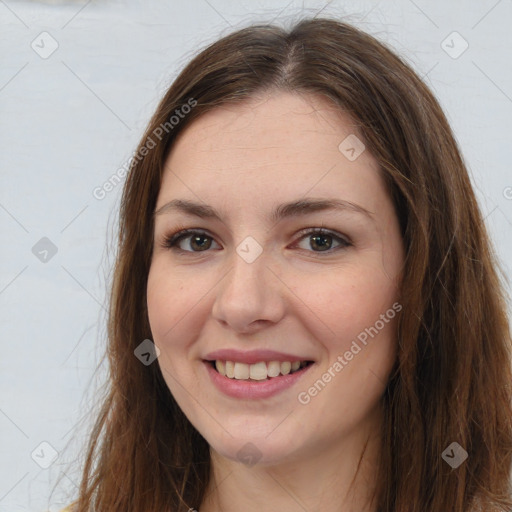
[158,91,387,220]
[171,91,361,157]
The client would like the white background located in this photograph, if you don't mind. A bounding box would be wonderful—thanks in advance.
[1,0,511,510]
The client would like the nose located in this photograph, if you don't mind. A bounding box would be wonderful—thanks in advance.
[211,248,286,334]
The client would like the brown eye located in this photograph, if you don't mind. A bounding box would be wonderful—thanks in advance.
[161,227,351,255]
[162,230,220,252]
[294,228,351,253]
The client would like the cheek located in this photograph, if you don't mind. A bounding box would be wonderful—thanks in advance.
[146,265,200,396]
[292,258,400,344]
[146,262,192,346]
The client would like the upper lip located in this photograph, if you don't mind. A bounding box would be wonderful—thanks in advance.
[203,349,314,365]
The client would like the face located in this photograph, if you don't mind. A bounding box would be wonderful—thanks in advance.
[147,91,404,466]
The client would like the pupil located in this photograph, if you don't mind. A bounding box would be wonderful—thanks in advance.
[192,235,210,250]
[312,234,331,251]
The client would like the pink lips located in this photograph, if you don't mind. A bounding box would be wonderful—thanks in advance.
[203,349,314,399]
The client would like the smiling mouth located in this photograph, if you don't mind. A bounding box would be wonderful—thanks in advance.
[206,360,314,381]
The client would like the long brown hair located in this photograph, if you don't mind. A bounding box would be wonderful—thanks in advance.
[71,17,512,511]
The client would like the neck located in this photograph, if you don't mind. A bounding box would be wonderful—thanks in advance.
[199,404,384,512]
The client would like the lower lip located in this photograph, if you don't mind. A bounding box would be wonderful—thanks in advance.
[204,361,314,399]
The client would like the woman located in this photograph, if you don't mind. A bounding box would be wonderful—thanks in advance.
[64,17,512,512]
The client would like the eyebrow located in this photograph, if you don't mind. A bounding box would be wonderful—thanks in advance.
[153,197,375,224]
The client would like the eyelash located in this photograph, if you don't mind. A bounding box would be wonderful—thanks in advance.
[159,225,352,256]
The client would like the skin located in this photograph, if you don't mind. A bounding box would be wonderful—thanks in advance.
[147,91,405,512]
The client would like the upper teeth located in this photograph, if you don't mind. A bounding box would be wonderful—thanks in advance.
[215,360,306,380]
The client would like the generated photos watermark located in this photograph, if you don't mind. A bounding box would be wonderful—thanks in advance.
[442,442,468,469]
[92,97,197,200]
[297,301,402,405]
[134,338,161,366]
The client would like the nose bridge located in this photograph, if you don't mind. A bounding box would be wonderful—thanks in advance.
[224,240,270,300]
[212,239,284,330]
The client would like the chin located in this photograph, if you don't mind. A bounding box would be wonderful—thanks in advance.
[203,422,305,467]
